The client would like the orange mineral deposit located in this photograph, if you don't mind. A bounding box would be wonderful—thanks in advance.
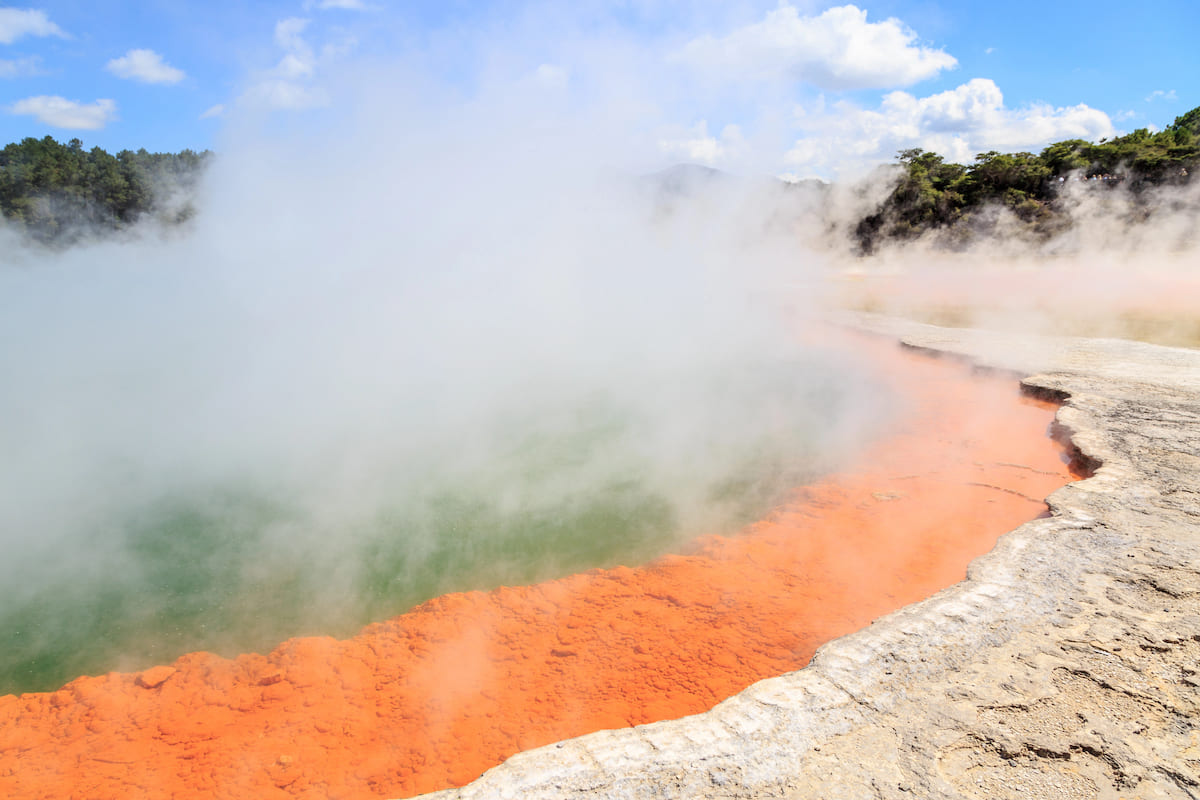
[0,337,1079,800]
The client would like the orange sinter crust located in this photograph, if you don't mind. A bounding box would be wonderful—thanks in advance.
[0,337,1079,800]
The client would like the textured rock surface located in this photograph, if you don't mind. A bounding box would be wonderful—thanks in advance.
[421,315,1200,800]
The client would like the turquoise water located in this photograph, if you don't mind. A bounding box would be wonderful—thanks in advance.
[0,353,884,695]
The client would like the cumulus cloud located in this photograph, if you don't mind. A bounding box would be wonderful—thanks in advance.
[9,95,117,130]
[276,52,315,79]
[785,78,1114,177]
[105,49,186,84]
[658,121,745,166]
[0,55,42,78]
[1146,89,1177,103]
[242,79,329,110]
[270,17,327,79]
[673,3,956,90]
[533,63,569,90]
[304,0,367,9]
[275,17,313,54]
[0,7,65,44]
[238,17,337,111]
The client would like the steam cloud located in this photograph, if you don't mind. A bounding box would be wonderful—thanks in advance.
[840,171,1200,345]
[0,41,895,691]
[2,8,1195,694]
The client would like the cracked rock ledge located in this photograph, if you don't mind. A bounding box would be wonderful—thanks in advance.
[418,315,1200,800]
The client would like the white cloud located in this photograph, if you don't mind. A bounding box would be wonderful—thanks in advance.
[658,121,744,166]
[673,3,956,90]
[304,0,367,9]
[276,52,315,79]
[240,16,353,112]
[9,95,117,130]
[271,18,316,81]
[0,7,66,44]
[242,79,329,111]
[105,49,186,85]
[199,103,225,119]
[1146,89,1177,103]
[533,63,569,90]
[0,55,42,78]
[275,17,312,52]
[785,78,1114,178]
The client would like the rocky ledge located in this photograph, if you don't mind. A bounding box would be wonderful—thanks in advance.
[418,315,1200,800]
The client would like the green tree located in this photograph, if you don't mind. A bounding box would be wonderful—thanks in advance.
[0,136,213,245]
[1040,139,1090,173]
[853,102,1199,251]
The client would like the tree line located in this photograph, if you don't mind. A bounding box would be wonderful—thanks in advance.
[5,106,1198,252]
[854,104,1200,252]
[0,136,212,246]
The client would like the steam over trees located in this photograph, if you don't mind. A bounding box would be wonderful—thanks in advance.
[855,104,1200,252]
[3,103,1198,253]
[0,136,212,246]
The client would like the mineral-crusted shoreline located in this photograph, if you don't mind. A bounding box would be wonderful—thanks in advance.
[421,316,1200,800]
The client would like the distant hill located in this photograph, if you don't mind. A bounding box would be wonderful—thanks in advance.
[0,136,212,247]
[648,162,727,195]
[646,162,828,196]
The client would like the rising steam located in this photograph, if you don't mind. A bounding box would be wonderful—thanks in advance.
[0,48,898,692]
[2,9,1195,695]
[837,171,1200,347]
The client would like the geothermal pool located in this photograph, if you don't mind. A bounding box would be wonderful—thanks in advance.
[0,335,1079,800]
[0,343,876,695]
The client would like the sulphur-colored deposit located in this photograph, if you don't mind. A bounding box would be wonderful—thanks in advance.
[0,332,1075,799]
[425,316,1200,800]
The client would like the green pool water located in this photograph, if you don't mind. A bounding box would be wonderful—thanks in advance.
[0,353,886,695]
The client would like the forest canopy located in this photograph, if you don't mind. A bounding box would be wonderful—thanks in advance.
[854,104,1199,252]
[0,136,212,247]
[3,104,1198,252]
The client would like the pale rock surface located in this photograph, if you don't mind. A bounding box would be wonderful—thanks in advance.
[418,316,1200,800]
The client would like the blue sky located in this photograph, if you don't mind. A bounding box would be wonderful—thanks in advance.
[0,1,1196,176]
